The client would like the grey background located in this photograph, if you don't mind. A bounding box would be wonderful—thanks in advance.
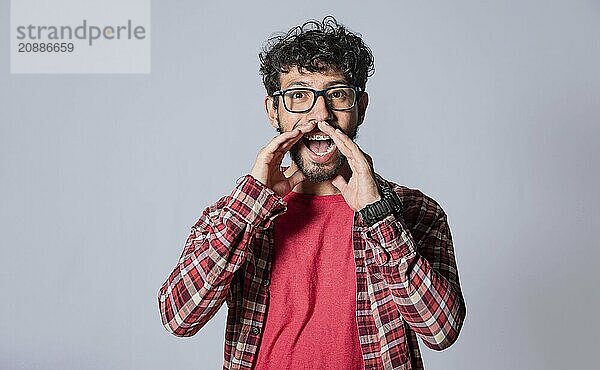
[1,0,599,369]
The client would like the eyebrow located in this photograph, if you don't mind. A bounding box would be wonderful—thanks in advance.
[283,79,350,89]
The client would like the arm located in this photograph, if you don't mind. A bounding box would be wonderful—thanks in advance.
[158,123,312,337]
[365,197,466,351]
[316,121,466,350]
[157,175,285,337]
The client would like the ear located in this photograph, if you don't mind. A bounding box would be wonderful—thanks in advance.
[264,96,279,130]
[357,91,369,126]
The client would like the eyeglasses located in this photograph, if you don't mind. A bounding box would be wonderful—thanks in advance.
[272,85,362,113]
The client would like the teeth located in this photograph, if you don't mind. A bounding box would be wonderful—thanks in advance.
[314,142,336,156]
[305,134,331,141]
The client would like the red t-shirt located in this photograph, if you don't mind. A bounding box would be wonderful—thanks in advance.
[253,191,364,370]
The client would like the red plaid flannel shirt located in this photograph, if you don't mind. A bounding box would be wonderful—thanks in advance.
[158,173,466,369]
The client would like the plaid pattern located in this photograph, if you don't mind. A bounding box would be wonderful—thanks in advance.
[158,173,466,369]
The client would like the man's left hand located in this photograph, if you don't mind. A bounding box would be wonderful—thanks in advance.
[318,121,381,211]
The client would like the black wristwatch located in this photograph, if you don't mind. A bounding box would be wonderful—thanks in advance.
[359,186,404,226]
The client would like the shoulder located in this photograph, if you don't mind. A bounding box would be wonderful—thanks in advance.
[374,173,447,232]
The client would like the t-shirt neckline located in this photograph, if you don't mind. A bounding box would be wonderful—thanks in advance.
[284,191,347,203]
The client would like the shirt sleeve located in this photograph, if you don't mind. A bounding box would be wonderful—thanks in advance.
[361,194,466,351]
[157,174,286,337]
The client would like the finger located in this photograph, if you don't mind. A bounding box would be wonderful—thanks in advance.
[270,151,285,168]
[331,127,362,160]
[316,122,360,178]
[317,122,363,176]
[285,168,306,189]
[331,174,348,193]
[362,150,374,168]
[326,124,373,173]
[265,128,302,152]
[358,148,375,174]
[268,133,305,170]
[275,120,321,155]
[317,122,355,160]
[270,119,317,153]
[296,120,317,134]
[260,129,303,160]
[283,165,295,178]
[275,132,305,154]
[273,121,316,153]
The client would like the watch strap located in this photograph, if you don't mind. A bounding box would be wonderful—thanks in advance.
[359,185,403,226]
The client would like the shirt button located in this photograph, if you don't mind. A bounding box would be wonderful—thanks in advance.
[262,279,270,287]
[251,326,261,335]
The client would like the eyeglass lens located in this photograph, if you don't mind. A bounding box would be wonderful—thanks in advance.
[283,87,356,112]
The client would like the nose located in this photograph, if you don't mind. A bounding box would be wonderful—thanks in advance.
[309,94,333,122]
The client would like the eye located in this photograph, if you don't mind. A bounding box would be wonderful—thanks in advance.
[285,90,310,100]
[291,91,305,99]
[328,89,348,99]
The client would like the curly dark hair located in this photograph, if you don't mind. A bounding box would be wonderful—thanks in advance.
[259,16,375,99]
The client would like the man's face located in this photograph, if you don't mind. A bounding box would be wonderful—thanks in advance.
[267,68,367,182]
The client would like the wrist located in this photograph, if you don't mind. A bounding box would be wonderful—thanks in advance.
[249,170,268,187]
[358,186,403,226]
[359,193,382,211]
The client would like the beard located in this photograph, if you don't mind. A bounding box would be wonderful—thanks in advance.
[290,145,347,182]
[284,122,359,183]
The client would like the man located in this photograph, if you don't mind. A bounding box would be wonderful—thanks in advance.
[158,16,466,370]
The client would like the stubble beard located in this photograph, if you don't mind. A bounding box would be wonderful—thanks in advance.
[284,122,358,183]
[290,144,347,182]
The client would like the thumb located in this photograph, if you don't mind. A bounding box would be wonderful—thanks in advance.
[331,174,348,192]
[286,168,306,189]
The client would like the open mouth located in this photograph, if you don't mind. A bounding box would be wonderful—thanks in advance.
[302,133,336,156]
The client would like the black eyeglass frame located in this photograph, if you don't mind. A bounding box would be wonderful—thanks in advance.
[272,85,364,113]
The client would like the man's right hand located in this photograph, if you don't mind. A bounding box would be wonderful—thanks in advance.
[250,122,315,197]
